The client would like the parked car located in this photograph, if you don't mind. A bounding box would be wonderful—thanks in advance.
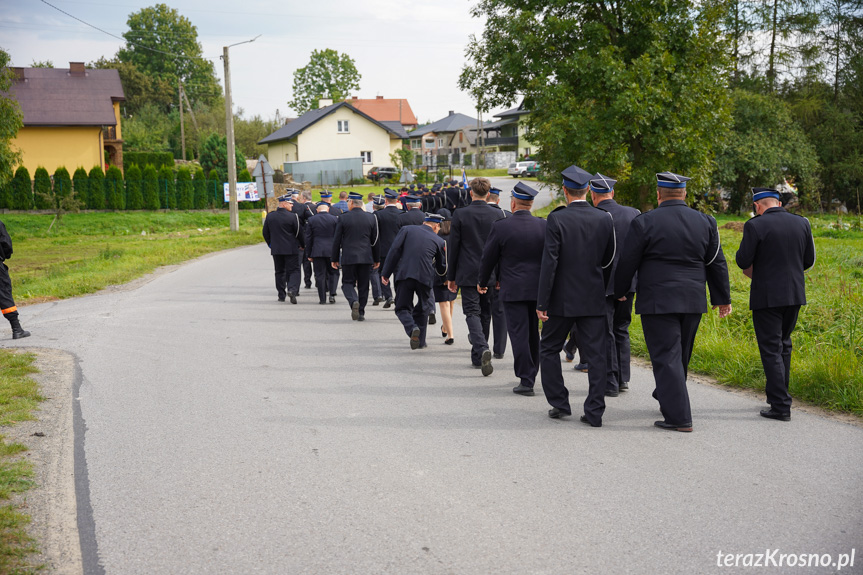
[367,166,399,181]
[526,162,540,177]
[507,161,536,177]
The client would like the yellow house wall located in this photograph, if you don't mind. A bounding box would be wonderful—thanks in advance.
[266,140,299,169]
[13,126,103,175]
[517,117,536,155]
[113,102,122,140]
[296,107,396,175]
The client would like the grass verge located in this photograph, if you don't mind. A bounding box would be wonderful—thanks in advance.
[0,350,43,573]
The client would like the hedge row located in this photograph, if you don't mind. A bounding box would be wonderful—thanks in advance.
[0,165,266,211]
[123,152,175,171]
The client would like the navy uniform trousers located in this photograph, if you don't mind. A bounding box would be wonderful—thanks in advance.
[341,264,372,315]
[301,251,313,288]
[752,305,800,415]
[460,286,492,365]
[371,265,383,300]
[503,300,539,388]
[490,288,507,356]
[378,257,393,302]
[539,314,608,425]
[612,293,635,385]
[394,278,433,346]
[0,262,21,325]
[273,255,301,299]
[641,313,702,425]
[312,257,339,302]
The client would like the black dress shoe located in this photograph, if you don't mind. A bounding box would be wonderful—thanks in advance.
[351,301,360,321]
[573,362,588,372]
[619,382,629,391]
[357,314,365,322]
[11,329,30,340]
[480,349,493,377]
[605,389,619,397]
[373,297,383,306]
[760,408,790,422]
[564,350,575,362]
[383,298,393,309]
[445,338,454,345]
[289,293,297,304]
[512,385,535,396]
[654,420,693,432]
[428,314,436,325]
[418,343,428,349]
[493,353,504,359]
[548,407,570,419]
[580,415,602,427]
[329,295,336,304]
[278,296,285,302]
[305,283,312,289]
[319,300,327,305]
[410,327,421,350]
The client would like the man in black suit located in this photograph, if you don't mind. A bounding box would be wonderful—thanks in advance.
[399,195,426,227]
[536,166,616,427]
[305,203,340,304]
[486,186,511,359]
[381,214,448,349]
[589,174,641,396]
[300,190,318,289]
[262,195,304,304]
[0,218,30,339]
[736,187,816,421]
[369,195,387,306]
[478,182,546,395]
[374,189,403,308]
[331,192,381,321]
[448,177,507,375]
[614,172,732,432]
[319,190,342,216]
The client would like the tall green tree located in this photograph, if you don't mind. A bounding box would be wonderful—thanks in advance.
[105,165,125,210]
[73,167,89,208]
[206,168,220,208]
[288,49,361,115]
[33,167,53,209]
[11,166,32,210]
[142,164,160,210]
[199,132,245,183]
[117,4,221,107]
[754,0,823,92]
[90,58,174,115]
[175,166,193,209]
[158,165,176,209]
[192,166,207,209]
[460,0,732,210]
[53,167,72,207]
[87,166,105,210]
[125,164,144,210]
[0,48,23,189]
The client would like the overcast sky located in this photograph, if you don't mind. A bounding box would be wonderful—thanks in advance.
[0,0,508,124]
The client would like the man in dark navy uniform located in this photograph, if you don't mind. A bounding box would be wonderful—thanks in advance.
[588,174,641,396]
[615,172,732,432]
[447,177,507,375]
[369,195,387,306]
[375,189,404,308]
[381,214,448,349]
[399,195,426,227]
[331,192,381,321]
[305,203,340,304]
[319,190,342,216]
[0,218,30,339]
[536,166,616,427]
[736,187,816,421]
[262,195,304,304]
[485,186,511,359]
[478,182,546,395]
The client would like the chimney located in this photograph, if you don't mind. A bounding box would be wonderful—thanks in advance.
[352,96,358,100]
[318,98,333,108]
[69,62,85,76]
[448,110,454,116]
[11,67,24,81]
[376,95,384,99]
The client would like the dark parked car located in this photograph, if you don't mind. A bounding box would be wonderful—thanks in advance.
[367,166,399,181]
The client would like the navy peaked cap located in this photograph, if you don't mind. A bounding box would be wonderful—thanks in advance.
[561,165,592,189]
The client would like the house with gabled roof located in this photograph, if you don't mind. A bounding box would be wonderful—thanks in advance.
[407,111,479,159]
[346,96,418,131]
[477,100,536,158]
[4,62,125,174]
[258,100,409,176]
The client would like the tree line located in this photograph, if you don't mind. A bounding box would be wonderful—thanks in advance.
[460,0,863,212]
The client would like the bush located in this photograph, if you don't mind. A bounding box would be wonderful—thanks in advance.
[105,165,125,210]
[123,151,174,171]
[87,166,105,209]
[53,167,72,207]
[157,165,175,209]
[73,167,89,207]
[207,169,221,208]
[142,165,160,210]
[125,164,143,210]
[11,166,32,210]
[176,166,193,210]
[193,167,207,209]
[33,167,52,209]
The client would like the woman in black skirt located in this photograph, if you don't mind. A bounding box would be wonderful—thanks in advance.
[433,209,456,344]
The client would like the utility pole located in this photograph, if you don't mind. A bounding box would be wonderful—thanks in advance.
[221,35,260,232]
[179,79,186,162]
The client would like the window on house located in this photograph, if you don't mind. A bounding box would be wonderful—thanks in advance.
[337,120,350,133]
[438,138,445,148]
[360,151,372,164]
[425,139,435,149]
[411,139,421,150]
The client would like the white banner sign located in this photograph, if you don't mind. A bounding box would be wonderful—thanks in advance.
[223,182,260,202]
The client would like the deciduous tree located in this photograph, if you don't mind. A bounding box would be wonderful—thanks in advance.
[289,49,361,115]
[0,48,23,189]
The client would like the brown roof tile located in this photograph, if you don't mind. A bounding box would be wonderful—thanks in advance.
[347,97,417,126]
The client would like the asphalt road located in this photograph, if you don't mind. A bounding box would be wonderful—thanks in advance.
[6,242,862,574]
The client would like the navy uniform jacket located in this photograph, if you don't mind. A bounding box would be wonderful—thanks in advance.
[445,187,471,211]
[478,211,547,301]
[488,203,512,218]
[614,199,731,314]
[448,200,507,285]
[375,205,404,258]
[735,206,815,310]
[399,208,426,228]
[262,208,304,255]
[304,212,339,259]
[537,201,615,316]
[597,199,641,296]
[331,207,380,265]
[381,225,447,287]
[0,219,13,260]
[326,203,344,216]
[291,200,314,224]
